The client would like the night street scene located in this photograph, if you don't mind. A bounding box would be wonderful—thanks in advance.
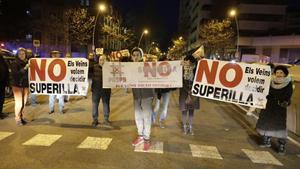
[1,0,300,169]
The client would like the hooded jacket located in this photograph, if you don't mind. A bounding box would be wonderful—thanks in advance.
[11,57,29,88]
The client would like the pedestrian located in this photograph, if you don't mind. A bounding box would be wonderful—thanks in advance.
[11,48,29,125]
[48,51,65,114]
[151,55,174,128]
[179,55,200,135]
[0,53,9,119]
[26,48,39,106]
[91,54,112,127]
[256,65,293,155]
[88,52,97,97]
[131,47,155,151]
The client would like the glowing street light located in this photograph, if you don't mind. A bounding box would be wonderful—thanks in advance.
[138,29,149,48]
[229,9,236,17]
[229,9,239,60]
[92,3,107,51]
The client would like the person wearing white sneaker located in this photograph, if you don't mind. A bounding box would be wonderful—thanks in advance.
[130,47,155,151]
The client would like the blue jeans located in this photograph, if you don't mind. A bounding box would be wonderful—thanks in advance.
[134,98,153,140]
[92,92,110,121]
[30,93,37,105]
[152,92,170,123]
[49,95,64,112]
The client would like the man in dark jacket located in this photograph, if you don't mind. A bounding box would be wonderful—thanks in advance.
[91,54,111,127]
[130,47,155,151]
[0,54,9,119]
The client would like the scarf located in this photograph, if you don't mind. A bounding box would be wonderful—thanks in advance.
[271,76,291,89]
[183,64,195,81]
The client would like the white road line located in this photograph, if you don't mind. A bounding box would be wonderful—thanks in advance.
[234,104,300,147]
[77,137,112,150]
[242,149,283,166]
[23,134,62,146]
[0,132,14,141]
[134,141,164,154]
[190,144,223,160]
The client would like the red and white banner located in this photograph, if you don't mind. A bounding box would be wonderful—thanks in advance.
[192,59,271,109]
[29,58,89,95]
[103,61,182,88]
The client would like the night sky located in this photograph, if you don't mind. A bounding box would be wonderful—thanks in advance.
[111,0,180,51]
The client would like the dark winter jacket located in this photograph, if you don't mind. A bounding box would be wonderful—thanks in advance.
[11,57,29,88]
[0,55,9,87]
[132,88,155,100]
[155,88,174,99]
[88,59,97,79]
[256,81,293,131]
[91,64,111,95]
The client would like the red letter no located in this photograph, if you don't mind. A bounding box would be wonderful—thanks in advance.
[48,59,66,82]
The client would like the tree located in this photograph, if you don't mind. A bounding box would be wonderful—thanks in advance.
[199,19,235,59]
[64,8,95,45]
[167,37,186,60]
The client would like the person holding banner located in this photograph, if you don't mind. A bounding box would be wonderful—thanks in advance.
[0,54,9,119]
[179,55,200,135]
[256,65,293,155]
[91,54,111,127]
[131,47,155,151]
[152,55,174,128]
[11,48,29,125]
[48,51,65,114]
[26,49,39,106]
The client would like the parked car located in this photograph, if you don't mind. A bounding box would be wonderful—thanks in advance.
[0,48,15,98]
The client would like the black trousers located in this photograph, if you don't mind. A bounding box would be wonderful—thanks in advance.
[0,85,5,114]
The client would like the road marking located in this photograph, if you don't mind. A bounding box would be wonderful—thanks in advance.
[77,137,112,150]
[23,134,62,146]
[0,132,14,141]
[134,141,163,154]
[242,149,283,166]
[189,144,223,160]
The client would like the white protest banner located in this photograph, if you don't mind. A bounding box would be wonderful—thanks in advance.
[192,59,271,109]
[192,45,205,59]
[120,49,130,57]
[103,61,182,88]
[29,58,89,95]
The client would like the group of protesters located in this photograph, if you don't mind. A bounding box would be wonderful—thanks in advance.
[0,46,293,154]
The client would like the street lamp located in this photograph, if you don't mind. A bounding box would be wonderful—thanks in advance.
[138,29,149,48]
[92,3,107,51]
[229,9,239,60]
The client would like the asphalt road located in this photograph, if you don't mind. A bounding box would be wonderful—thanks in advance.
[0,89,300,169]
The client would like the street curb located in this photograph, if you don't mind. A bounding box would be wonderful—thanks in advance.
[233,104,300,147]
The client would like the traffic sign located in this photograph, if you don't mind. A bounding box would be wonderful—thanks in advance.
[96,48,104,55]
[33,40,40,47]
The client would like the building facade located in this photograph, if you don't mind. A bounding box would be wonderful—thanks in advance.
[178,0,300,63]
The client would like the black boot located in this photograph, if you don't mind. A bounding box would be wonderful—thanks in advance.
[278,139,286,155]
[259,136,271,148]
[278,144,286,155]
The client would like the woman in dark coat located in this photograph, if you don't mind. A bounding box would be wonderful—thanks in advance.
[11,48,29,126]
[256,65,293,155]
[179,55,200,135]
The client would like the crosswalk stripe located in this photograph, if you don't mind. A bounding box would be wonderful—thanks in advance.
[242,149,283,166]
[77,137,112,150]
[0,132,14,141]
[134,141,164,154]
[23,134,62,146]
[189,144,223,160]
